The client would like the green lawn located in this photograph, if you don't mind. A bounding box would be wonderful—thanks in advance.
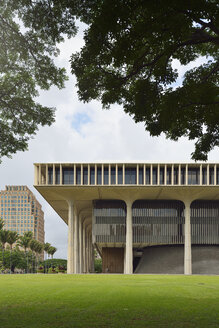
[0,274,219,328]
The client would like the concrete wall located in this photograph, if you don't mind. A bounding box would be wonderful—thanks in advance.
[135,245,219,274]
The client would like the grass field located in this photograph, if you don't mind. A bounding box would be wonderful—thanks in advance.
[0,274,219,328]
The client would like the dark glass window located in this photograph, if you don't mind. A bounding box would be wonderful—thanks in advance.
[174,167,178,185]
[188,168,199,185]
[145,167,150,184]
[111,166,116,185]
[160,167,164,184]
[48,167,53,184]
[118,167,123,184]
[181,167,185,185]
[202,167,207,184]
[63,168,74,184]
[125,167,136,184]
[104,167,109,185]
[97,167,102,185]
[167,167,171,185]
[217,168,219,185]
[83,167,88,185]
[55,168,60,184]
[139,167,143,184]
[76,167,81,185]
[153,167,157,185]
[209,167,214,185]
[90,166,95,185]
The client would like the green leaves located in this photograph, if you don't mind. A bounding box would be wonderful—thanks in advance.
[0,0,77,161]
[70,0,219,160]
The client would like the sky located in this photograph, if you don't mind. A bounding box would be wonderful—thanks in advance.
[0,23,218,259]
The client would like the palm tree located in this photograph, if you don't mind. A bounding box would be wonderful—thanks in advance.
[0,229,10,268]
[29,239,38,273]
[48,246,57,267]
[35,241,43,272]
[43,242,51,273]
[7,231,19,273]
[18,231,33,273]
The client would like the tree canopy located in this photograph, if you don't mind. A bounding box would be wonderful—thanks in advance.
[0,0,77,161]
[71,0,219,160]
[1,0,218,161]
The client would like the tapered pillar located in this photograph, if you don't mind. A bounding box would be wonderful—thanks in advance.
[86,228,89,272]
[74,211,80,273]
[79,216,83,273]
[184,201,192,275]
[124,200,133,274]
[67,200,74,274]
[83,221,86,273]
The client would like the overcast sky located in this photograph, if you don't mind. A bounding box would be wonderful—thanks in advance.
[0,23,218,259]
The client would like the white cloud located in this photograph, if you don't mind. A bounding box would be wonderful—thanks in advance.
[0,26,218,259]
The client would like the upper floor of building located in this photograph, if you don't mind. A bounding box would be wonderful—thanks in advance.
[34,162,219,187]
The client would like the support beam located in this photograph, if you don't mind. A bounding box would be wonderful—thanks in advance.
[124,200,133,274]
[79,215,83,273]
[74,211,79,273]
[184,200,192,275]
[82,221,86,273]
[67,200,74,274]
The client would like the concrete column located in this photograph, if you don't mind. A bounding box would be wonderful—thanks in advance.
[186,164,188,185]
[79,216,83,273]
[164,165,167,185]
[74,211,79,273]
[184,200,192,275]
[60,164,62,185]
[83,221,86,273]
[124,200,133,274]
[157,164,160,185]
[150,165,153,185]
[137,164,139,185]
[81,165,83,185]
[86,228,89,272]
[39,164,42,185]
[74,164,76,185]
[89,231,92,272]
[109,164,111,185]
[123,164,125,185]
[116,164,118,185]
[91,243,95,273]
[171,164,174,185]
[95,165,97,185]
[214,164,217,185]
[143,164,146,185]
[200,164,202,185]
[34,165,38,185]
[67,200,74,274]
[178,164,181,185]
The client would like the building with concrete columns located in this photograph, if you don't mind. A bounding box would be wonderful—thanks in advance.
[34,162,219,275]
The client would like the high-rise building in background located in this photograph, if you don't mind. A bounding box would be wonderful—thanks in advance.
[0,186,44,244]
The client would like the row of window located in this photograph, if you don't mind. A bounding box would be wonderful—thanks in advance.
[46,166,219,185]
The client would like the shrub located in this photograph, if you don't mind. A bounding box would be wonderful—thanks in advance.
[37,266,44,273]
[48,267,57,274]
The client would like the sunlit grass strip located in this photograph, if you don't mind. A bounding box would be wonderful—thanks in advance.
[0,274,218,328]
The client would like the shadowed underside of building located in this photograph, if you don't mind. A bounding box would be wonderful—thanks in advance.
[34,162,219,274]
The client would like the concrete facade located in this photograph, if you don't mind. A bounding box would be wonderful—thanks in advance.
[34,162,219,274]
